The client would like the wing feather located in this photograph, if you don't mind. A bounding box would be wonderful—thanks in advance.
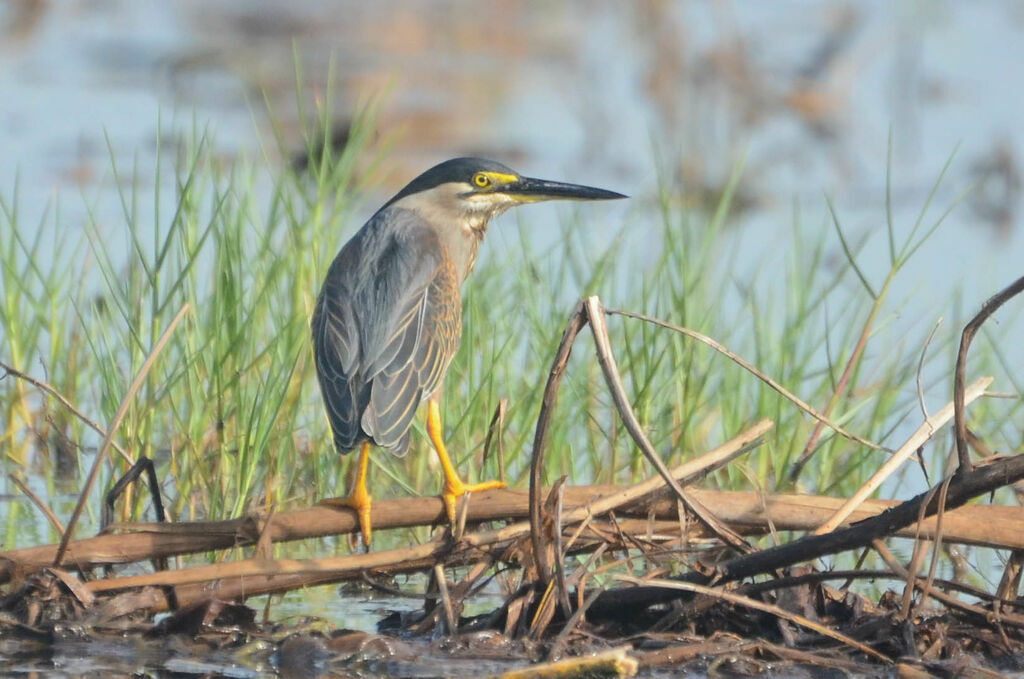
[313,208,461,456]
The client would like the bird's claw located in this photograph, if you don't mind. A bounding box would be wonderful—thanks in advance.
[441,477,507,524]
[320,491,373,549]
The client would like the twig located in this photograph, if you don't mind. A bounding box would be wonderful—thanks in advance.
[913,317,946,483]
[585,297,752,554]
[604,306,886,453]
[900,482,942,619]
[0,359,133,466]
[528,301,585,585]
[590,450,1024,619]
[529,300,587,584]
[814,376,992,534]
[874,539,1024,629]
[616,575,891,664]
[917,317,944,421]
[546,586,604,661]
[755,641,877,673]
[433,563,458,635]
[53,303,190,567]
[954,274,1024,473]
[8,472,65,537]
[920,476,952,612]
[102,456,168,531]
[553,482,572,619]
[995,551,1024,605]
[749,567,1000,609]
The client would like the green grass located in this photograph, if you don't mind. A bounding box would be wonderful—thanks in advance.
[0,99,1020,561]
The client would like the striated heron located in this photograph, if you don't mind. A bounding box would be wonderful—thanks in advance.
[312,157,625,545]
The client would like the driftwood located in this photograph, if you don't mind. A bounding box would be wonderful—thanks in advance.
[7,485,1024,588]
[1,417,771,584]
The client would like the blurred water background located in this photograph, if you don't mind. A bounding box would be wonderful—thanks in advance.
[2,1,1022,271]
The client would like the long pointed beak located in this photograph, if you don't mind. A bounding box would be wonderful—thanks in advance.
[503,176,627,203]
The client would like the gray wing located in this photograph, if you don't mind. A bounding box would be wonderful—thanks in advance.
[312,208,461,455]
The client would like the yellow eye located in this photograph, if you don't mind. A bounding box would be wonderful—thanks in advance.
[472,173,491,188]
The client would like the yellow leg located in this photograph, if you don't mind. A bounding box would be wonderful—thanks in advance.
[427,400,506,523]
[320,441,373,547]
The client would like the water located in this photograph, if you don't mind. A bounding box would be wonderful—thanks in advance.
[1,1,1023,666]
[3,1,1021,330]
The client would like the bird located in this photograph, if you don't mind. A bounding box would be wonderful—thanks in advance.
[312,157,626,546]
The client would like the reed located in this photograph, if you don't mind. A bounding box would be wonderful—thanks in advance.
[0,98,1015,561]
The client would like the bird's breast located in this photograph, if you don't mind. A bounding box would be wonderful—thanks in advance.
[446,224,484,284]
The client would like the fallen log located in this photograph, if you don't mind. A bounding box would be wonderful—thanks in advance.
[6,486,1024,588]
[2,418,773,585]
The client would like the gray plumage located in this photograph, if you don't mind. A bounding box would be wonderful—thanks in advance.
[313,207,460,456]
[312,157,625,460]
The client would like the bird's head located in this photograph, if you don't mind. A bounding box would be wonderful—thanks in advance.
[384,157,626,234]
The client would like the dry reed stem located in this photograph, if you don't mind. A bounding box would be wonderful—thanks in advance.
[8,472,65,536]
[617,575,891,664]
[585,296,752,553]
[14,478,1024,588]
[529,300,587,585]
[873,540,1024,629]
[995,551,1024,607]
[79,421,764,594]
[954,274,1024,472]
[433,563,457,635]
[53,303,190,566]
[604,307,885,452]
[815,375,993,534]
[590,451,1024,619]
[754,642,871,673]
[0,359,133,466]
[916,476,953,617]
[899,481,943,618]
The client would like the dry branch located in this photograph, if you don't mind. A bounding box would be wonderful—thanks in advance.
[0,360,133,466]
[604,306,885,453]
[7,484,1024,607]
[585,296,752,553]
[0,421,769,599]
[54,303,190,566]
[616,574,891,663]
[815,374,993,534]
[9,479,1024,585]
[589,451,1024,620]
[954,274,1024,472]
[529,300,588,584]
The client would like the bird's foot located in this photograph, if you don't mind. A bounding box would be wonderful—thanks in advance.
[320,488,372,549]
[441,476,506,524]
